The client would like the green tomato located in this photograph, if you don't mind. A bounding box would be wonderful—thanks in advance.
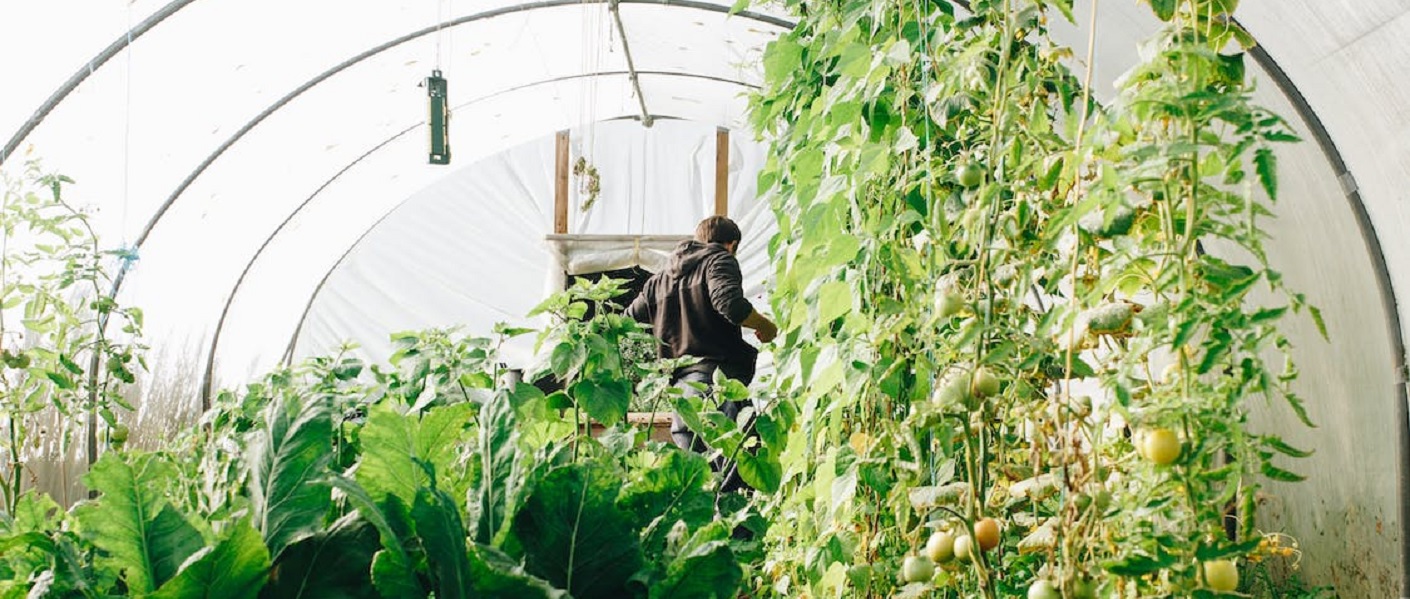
[934,291,965,319]
[1072,578,1100,599]
[1203,560,1239,592]
[925,531,956,563]
[953,534,974,563]
[954,162,984,188]
[902,555,934,583]
[970,367,1000,399]
[1142,428,1181,465]
[1028,580,1061,599]
[110,424,130,444]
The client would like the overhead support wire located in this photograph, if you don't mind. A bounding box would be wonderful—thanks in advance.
[607,0,653,127]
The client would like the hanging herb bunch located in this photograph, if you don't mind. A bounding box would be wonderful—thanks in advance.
[573,156,603,212]
[747,0,1315,597]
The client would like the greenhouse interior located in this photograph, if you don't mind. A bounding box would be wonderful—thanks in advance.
[0,0,1405,597]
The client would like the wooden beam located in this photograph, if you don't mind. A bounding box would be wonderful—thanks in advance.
[555,130,570,234]
[714,127,729,217]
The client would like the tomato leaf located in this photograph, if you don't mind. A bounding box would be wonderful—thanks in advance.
[1260,461,1306,483]
[1281,390,1316,428]
[1254,147,1278,200]
[43,370,75,390]
[1102,550,1177,576]
[1262,435,1313,458]
[1194,537,1261,561]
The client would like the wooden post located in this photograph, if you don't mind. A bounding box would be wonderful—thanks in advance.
[714,127,730,217]
[555,130,570,234]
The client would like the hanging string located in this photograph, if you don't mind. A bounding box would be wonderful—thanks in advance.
[120,2,135,252]
[434,0,448,71]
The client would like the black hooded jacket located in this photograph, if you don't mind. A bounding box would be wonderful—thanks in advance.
[626,240,758,383]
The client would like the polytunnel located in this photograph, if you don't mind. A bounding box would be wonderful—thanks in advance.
[0,0,1406,596]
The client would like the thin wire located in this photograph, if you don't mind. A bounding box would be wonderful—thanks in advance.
[121,3,135,248]
[435,0,447,71]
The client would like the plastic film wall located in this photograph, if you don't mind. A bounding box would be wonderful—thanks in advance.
[1,0,1408,595]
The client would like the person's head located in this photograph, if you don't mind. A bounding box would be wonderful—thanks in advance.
[695,216,742,253]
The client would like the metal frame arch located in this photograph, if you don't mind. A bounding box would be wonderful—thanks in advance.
[278,111,704,366]
[200,71,760,405]
[1238,33,1410,597]
[5,0,791,465]
[0,0,201,167]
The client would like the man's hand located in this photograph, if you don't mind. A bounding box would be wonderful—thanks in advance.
[743,309,778,343]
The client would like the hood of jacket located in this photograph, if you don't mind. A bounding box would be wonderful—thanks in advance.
[664,240,730,279]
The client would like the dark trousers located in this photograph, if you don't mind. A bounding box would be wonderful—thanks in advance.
[670,367,753,493]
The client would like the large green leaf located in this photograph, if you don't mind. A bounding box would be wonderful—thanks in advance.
[512,464,643,599]
[247,391,333,560]
[357,402,475,506]
[617,450,714,551]
[411,486,472,599]
[329,478,425,599]
[473,387,524,545]
[371,549,424,599]
[648,536,742,599]
[151,520,270,599]
[75,453,203,594]
[467,543,567,599]
[817,281,852,324]
[570,378,630,427]
[260,513,380,599]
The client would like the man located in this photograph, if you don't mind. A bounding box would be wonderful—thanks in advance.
[626,216,777,492]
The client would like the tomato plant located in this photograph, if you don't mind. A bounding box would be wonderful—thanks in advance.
[748,0,1318,596]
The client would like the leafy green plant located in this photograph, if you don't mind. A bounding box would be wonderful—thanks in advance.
[747,0,1318,596]
[0,160,145,510]
[0,275,759,597]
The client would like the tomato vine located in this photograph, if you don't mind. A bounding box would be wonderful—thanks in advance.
[749,0,1315,596]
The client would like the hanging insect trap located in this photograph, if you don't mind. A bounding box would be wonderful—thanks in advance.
[426,69,450,165]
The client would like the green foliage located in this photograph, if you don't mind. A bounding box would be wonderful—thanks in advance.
[0,160,146,511]
[75,453,202,594]
[261,514,380,599]
[247,389,333,561]
[355,402,474,507]
[748,0,1316,596]
[1,271,755,597]
[512,463,645,598]
[150,521,269,599]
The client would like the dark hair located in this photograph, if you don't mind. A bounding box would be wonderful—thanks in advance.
[695,216,742,244]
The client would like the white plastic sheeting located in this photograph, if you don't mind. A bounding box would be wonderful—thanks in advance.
[287,119,774,378]
[2,0,1409,594]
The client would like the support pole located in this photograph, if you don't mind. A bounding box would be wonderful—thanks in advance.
[715,127,729,216]
[555,130,570,234]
